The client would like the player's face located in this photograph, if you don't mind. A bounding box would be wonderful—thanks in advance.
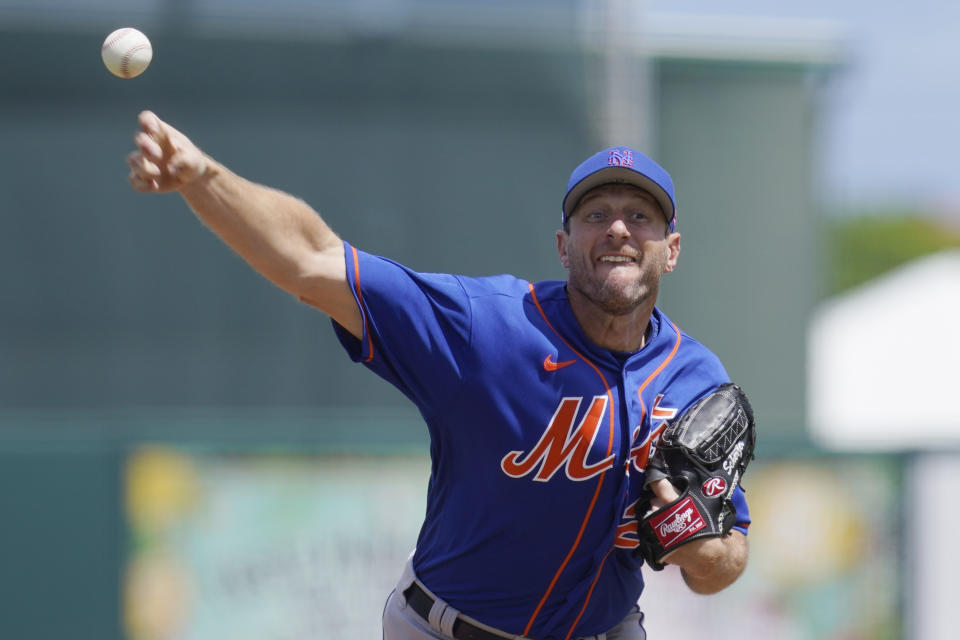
[557,184,680,316]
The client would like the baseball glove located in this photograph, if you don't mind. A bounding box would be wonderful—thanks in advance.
[635,383,756,571]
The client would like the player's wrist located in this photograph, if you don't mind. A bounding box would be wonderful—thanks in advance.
[176,153,216,195]
[664,535,725,567]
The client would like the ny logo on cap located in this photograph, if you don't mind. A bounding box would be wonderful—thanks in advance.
[608,148,634,167]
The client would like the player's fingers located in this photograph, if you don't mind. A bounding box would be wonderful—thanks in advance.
[128,170,157,193]
[133,111,206,190]
[138,110,176,155]
[648,479,680,509]
[126,150,162,180]
[138,110,164,134]
[134,131,164,162]
[137,110,160,138]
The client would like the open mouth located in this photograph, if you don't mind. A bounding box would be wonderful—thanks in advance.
[598,255,637,264]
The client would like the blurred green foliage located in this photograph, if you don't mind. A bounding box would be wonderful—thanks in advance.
[825,214,960,295]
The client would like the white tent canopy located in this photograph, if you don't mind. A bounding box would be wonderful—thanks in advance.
[808,249,960,450]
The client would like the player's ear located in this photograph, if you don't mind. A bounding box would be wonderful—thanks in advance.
[557,229,570,269]
[663,232,681,273]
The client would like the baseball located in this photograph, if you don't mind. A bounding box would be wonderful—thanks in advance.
[101,27,152,79]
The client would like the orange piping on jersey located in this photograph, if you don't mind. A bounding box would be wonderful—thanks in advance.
[631,422,668,472]
[350,245,375,363]
[556,324,682,637]
[636,322,682,397]
[567,328,679,639]
[523,283,616,637]
[628,325,681,471]
[564,546,615,640]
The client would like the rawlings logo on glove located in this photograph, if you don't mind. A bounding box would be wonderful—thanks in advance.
[635,383,756,571]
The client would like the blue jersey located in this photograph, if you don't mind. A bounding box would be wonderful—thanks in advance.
[333,245,750,639]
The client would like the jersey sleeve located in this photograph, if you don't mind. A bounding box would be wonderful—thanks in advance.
[730,485,750,534]
[332,243,472,413]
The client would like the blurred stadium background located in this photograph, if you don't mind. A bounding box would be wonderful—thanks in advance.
[1,1,957,639]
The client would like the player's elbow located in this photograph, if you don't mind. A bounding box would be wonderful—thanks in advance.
[681,560,746,594]
[678,532,749,595]
[271,243,345,303]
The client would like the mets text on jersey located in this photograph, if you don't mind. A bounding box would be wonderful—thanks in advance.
[499,394,680,550]
[500,396,615,482]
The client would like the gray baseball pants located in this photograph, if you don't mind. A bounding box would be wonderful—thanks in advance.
[382,558,647,640]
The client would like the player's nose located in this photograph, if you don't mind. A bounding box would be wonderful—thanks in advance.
[606,216,630,238]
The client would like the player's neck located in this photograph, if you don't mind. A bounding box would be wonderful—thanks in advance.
[566,288,653,353]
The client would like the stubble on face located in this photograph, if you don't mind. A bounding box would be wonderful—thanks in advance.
[560,184,676,318]
[566,241,668,316]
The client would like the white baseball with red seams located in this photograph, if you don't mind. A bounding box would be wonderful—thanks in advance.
[101,28,152,78]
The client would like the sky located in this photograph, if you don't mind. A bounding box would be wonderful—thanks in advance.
[648,0,960,218]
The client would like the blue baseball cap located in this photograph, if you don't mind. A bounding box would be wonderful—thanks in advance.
[561,146,677,231]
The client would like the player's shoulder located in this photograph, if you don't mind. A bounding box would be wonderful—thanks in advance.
[653,307,729,380]
[352,246,542,302]
[454,272,539,300]
[645,312,732,413]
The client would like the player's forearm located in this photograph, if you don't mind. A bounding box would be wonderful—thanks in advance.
[178,157,347,303]
[673,531,748,595]
[128,110,360,331]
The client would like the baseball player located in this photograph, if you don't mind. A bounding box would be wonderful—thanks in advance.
[126,110,756,640]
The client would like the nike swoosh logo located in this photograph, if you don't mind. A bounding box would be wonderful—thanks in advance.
[543,354,576,371]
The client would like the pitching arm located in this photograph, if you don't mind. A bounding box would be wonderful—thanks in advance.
[126,110,361,337]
